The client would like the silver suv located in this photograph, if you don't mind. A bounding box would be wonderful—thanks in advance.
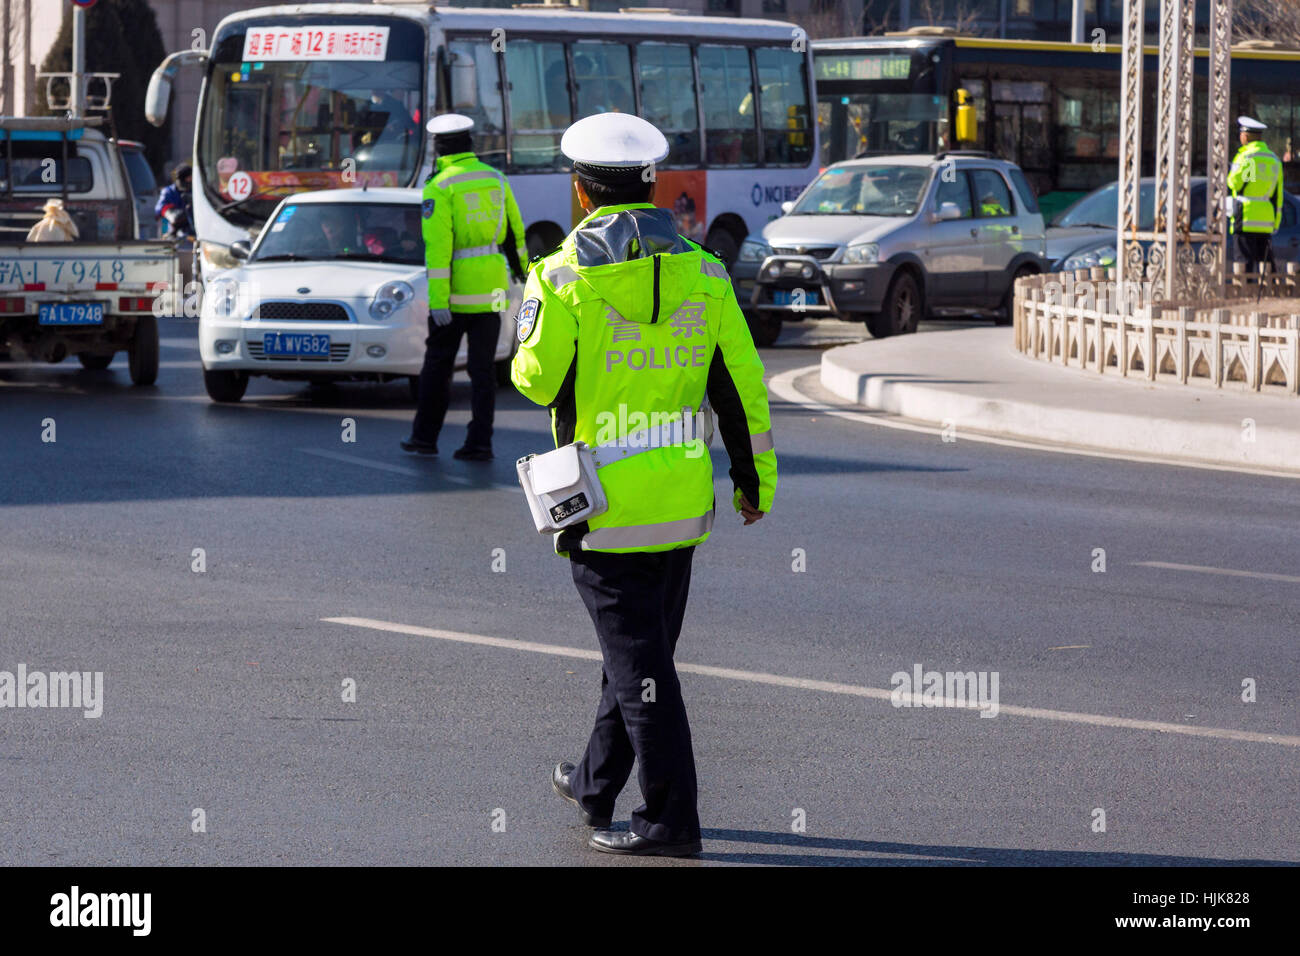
[732,152,1047,345]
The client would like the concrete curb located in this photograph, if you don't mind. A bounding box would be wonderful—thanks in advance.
[819,331,1300,474]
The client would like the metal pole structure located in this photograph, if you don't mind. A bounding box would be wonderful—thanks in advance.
[1071,0,1087,44]
[71,5,85,118]
[1116,0,1144,294]
[1172,0,1196,297]
[1203,0,1234,290]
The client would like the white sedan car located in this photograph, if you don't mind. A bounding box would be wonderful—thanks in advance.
[199,187,519,403]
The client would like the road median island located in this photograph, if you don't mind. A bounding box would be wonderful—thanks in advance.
[819,327,1300,474]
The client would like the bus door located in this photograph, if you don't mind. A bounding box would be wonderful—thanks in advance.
[991,80,1051,198]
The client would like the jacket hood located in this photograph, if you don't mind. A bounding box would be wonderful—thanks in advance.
[570,205,702,325]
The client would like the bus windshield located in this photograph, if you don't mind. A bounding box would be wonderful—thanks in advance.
[814,47,946,165]
[198,16,426,223]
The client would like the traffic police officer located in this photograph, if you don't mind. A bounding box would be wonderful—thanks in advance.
[1228,116,1285,274]
[511,113,778,856]
[403,114,527,460]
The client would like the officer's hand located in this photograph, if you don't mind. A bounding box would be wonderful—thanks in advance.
[738,495,764,525]
[429,308,453,327]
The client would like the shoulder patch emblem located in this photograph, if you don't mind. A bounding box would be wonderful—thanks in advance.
[517,297,540,342]
[422,199,435,219]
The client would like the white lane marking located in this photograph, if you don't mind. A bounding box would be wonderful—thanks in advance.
[298,448,434,479]
[768,366,1300,481]
[1134,560,1300,585]
[322,616,1300,748]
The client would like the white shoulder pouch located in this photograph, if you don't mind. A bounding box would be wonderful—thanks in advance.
[515,442,608,533]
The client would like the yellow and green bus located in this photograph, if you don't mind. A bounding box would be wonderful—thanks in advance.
[813,31,1300,221]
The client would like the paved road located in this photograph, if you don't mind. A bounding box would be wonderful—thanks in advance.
[1,316,1296,866]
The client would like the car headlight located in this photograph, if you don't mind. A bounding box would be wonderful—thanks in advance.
[207,277,241,318]
[842,242,879,265]
[1060,244,1116,272]
[369,280,415,320]
[738,238,771,262]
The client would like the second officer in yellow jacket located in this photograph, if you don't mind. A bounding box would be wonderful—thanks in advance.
[403,113,527,461]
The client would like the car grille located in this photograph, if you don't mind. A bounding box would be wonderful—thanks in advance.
[771,246,837,260]
[245,342,351,363]
[254,301,351,321]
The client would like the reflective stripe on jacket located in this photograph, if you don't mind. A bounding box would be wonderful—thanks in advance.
[511,202,777,555]
[422,151,527,312]
[1227,141,1284,235]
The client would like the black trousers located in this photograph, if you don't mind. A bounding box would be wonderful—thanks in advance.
[410,310,501,450]
[569,546,701,843]
[1235,232,1275,273]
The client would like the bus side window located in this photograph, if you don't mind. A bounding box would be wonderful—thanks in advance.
[698,44,757,167]
[755,47,812,167]
[638,42,699,166]
[448,40,506,169]
[573,41,635,118]
[504,39,571,170]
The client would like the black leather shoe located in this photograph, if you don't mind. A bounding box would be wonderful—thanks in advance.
[589,830,702,857]
[453,445,493,461]
[400,437,438,455]
[551,762,611,828]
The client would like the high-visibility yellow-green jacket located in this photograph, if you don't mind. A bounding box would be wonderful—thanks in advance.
[422,151,527,313]
[1227,141,1284,235]
[511,201,777,555]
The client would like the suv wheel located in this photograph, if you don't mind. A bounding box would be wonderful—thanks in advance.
[866,271,921,338]
[747,310,783,347]
[996,265,1037,326]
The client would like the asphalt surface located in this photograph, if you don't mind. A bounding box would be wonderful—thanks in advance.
[1,315,1297,866]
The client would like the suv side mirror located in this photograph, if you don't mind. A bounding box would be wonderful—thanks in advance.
[229,240,251,260]
[933,201,963,222]
[780,200,794,215]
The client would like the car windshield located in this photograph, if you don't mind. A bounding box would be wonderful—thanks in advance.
[792,164,930,216]
[252,201,424,264]
[1051,181,1207,230]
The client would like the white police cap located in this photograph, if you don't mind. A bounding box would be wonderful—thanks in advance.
[426,113,474,135]
[1238,115,1267,131]
[561,113,670,172]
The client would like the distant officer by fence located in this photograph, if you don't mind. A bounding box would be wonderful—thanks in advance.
[1228,116,1285,274]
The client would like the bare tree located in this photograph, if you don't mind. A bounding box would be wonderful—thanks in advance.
[914,0,989,36]
[1234,0,1300,48]
[800,2,859,40]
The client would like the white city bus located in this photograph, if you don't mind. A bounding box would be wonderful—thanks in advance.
[146,2,817,281]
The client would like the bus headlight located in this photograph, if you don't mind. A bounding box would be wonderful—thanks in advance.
[208,277,241,318]
[842,242,879,265]
[738,238,772,262]
[370,280,415,320]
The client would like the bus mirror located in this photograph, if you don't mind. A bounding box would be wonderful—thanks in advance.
[145,69,172,127]
[955,89,977,144]
[781,200,794,215]
[450,53,478,111]
[145,50,208,128]
[229,240,251,261]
